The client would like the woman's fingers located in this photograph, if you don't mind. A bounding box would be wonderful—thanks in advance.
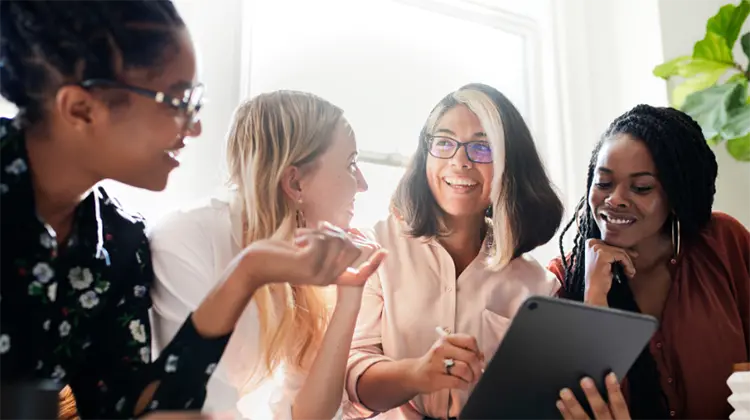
[580,377,612,420]
[559,388,590,420]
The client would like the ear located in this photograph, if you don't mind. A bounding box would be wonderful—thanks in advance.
[54,85,109,132]
[280,165,303,203]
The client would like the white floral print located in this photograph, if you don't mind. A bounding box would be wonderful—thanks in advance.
[33,262,54,283]
[133,285,147,298]
[47,282,57,302]
[79,290,99,309]
[39,232,55,249]
[51,365,66,380]
[35,360,43,370]
[165,354,179,373]
[59,321,71,337]
[1,183,8,194]
[5,158,27,175]
[129,320,146,343]
[69,267,94,290]
[139,346,150,363]
[205,363,217,375]
[115,397,126,413]
[28,281,42,296]
[0,334,9,354]
[42,319,51,331]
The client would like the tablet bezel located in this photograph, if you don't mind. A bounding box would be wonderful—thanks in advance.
[459,295,658,419]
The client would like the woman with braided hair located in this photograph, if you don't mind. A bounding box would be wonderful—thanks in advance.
[0,1,383,418]
[549,104,750,420]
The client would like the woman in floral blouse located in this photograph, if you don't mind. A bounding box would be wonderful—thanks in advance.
[0,1,379,418]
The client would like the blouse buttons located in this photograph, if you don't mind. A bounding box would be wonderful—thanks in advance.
[445,286,453,293]
[656,342,663,349]
[670,410,676,417]
[667,377,673,384]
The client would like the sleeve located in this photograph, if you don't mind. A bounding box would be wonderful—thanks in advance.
[713,212,750,358]
[344,271,393,418]
[149,210,247,416]
[68,234,230,419]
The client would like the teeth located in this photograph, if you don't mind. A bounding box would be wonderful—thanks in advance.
[444,177,478,187]
[607,217,634,225]
[165,150,180,159]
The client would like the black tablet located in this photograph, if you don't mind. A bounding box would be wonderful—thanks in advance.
[460,295,658,419]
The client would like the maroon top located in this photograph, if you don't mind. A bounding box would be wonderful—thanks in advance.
[548,212,750,419]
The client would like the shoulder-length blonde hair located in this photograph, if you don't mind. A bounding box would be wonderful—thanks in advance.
[391,83,563,269]
[226,90,344,379]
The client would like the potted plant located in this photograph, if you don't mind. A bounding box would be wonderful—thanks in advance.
[653,0,750,161]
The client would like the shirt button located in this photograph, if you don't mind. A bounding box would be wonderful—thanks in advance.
[667,377,673,384]
[670,410,676,417]
[656,342,663,349]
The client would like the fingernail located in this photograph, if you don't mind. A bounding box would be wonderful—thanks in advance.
[556,400,566,411]
[581,377,594,389]
[607,372,618,384]
[560,388,574,400]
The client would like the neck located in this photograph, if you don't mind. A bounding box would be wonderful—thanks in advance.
[631,232,674,272]
[438,213,486,271]
[25,125,97,235]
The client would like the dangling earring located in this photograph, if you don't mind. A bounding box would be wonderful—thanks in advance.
[485,205,492,218]
[670,215,681,264]
[295,197,307,228]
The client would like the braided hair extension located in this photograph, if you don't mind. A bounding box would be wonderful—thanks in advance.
[557,104,718,419]
[0,0,185,125]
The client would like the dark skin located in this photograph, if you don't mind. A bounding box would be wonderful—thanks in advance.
[560,133,677,419]
[24,27,386,417]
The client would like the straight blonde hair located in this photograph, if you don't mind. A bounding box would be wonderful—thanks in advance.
[225,90,344,382]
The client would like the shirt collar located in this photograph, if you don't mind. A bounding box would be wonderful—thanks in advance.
[0,117,108,263]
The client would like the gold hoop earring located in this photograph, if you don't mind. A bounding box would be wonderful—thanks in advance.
[670,216,681,264]
[295,197,306,228]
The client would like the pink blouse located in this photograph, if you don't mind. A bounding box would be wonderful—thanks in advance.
[345,215,559,419]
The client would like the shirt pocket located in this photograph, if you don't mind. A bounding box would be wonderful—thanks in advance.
[480,309,512,358]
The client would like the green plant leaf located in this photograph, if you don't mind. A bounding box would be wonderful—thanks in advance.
[653,56,692,78]
[706,135,723,146]
[694,32,736,64]
[742,32,750,60]
[726,133,750,161]
[722,103,750,138]
[706,0,750,48]
[682,81,747,138]
[671,67,730,107]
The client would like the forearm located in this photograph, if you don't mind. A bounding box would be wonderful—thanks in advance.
[292,287,362,420]
[355,358,422,413]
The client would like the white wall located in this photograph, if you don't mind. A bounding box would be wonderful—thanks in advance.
[658,0,750,227]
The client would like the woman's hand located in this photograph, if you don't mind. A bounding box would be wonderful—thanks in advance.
[336,228,387,288]
[407,333,485,394]
[584,239,638,306]
[238,222,385,288]
[557,373,631,420]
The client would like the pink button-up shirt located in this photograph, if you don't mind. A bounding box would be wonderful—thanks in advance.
[345,215,559,419]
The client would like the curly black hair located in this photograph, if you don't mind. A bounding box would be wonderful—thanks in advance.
[558,104,718,418]
[0,0,185,125]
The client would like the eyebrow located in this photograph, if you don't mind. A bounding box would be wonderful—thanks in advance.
[597,167,656,178]
[434,128,487,138]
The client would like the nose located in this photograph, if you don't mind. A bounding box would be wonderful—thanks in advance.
[185,119,202,138]
[356,166,369,192]
[605,184,630,208]
[449,144,473,169]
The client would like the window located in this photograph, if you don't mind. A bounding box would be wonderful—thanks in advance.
[243,0,534,228]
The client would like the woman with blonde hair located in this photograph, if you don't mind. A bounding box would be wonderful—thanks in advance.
[345,83,564,419]
[149,90,386,419]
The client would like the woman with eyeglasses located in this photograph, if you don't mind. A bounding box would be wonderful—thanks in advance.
[344,83,565,419]
[0,1,377,418]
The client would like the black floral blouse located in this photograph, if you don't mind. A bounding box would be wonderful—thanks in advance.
[0,118,231,418]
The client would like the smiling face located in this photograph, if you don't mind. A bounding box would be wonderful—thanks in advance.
[588,133,670,248]
[298,120,368,229]
[425,105,493,219]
